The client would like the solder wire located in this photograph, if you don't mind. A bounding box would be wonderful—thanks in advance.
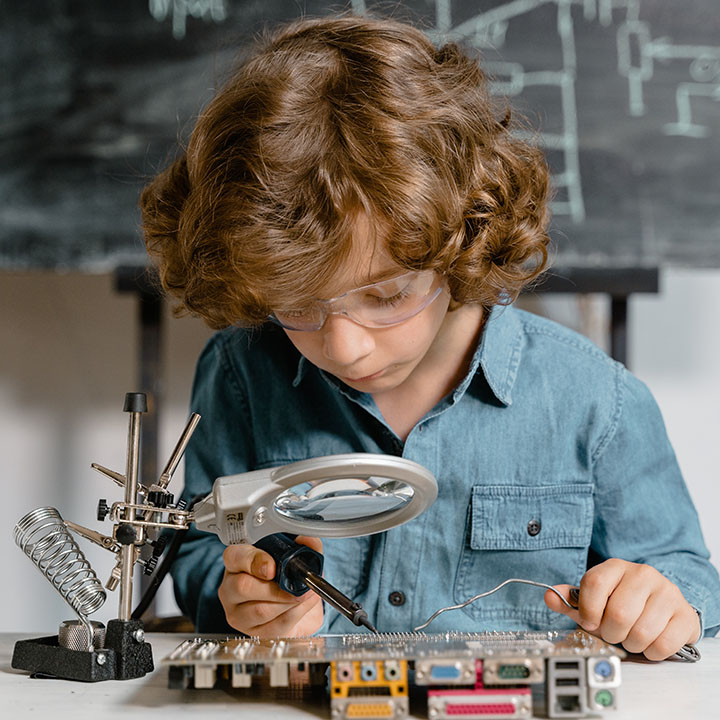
[414,580,701,663]
[413,578,576,632]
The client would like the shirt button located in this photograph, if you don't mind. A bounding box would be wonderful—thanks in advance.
[527,519,542,536]
[388,591,406,606]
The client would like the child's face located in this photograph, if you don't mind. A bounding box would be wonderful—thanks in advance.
[280,216,452,395]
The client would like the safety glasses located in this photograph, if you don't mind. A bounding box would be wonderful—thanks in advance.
[269,270,443,332]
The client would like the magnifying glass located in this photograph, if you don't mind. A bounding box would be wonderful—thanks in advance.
[189,453,437,633]
[192,453,438,544]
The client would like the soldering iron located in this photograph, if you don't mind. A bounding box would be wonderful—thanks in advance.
[254,533,378,633]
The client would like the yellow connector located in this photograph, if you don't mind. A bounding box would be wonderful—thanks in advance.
[331,660,408,699]
[345,701,394,718]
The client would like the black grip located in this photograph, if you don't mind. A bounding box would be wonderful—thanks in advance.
[254,533,324,596]
[123,392,147,413]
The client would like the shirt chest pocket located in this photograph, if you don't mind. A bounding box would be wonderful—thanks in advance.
[454,484,594,629]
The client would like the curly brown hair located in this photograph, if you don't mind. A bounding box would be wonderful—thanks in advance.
[140,13,551,330]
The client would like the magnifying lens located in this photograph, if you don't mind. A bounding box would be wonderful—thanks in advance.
[192,453,438,544]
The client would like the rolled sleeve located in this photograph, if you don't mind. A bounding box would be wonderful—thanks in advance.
[590,365,720,637]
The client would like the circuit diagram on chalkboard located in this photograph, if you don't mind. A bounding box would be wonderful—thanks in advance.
[419,0,720,225]
[149,0,720,235]
[4,1,718,269]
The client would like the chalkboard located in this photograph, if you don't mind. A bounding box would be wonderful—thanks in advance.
[2,0,719,271]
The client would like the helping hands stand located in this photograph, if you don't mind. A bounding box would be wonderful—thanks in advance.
[11,393,197,681]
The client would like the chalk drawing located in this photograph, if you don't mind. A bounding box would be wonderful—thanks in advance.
[616,18,720,136]
[429,0,719,220]
[146,0,719,217]
[430,0,585,223]
[148,0,227,40]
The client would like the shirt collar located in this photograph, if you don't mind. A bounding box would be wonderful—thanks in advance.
[292,356,308,387]
[292,304,524,406]
[472,304,523,406]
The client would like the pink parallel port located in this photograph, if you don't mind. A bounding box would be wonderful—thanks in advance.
[445,703,516,716]
[428,688,531,698]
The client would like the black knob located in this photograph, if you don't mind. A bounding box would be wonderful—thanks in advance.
[116,523,137,545]
[97,499,110,521]
[151,535,168,557]
[143,556,159,575]
[123,393,147,413]
[147,490,173,508]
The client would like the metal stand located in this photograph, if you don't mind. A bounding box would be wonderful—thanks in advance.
[12,620,153,682]
[11,395,155,682]
[115,266,164,615]
[532,266,659,367]
[12,392,197,682]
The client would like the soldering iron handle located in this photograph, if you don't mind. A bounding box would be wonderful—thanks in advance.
[253,533,324,596]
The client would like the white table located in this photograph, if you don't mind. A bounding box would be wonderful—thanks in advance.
[3,633,719,718]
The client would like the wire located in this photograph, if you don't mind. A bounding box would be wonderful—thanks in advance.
[131,494,205,621]
[413,579,702,663]
[413,578,575,632]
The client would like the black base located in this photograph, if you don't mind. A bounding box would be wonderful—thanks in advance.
[11,619,153,682]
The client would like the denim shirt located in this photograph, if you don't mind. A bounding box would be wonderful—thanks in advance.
[171,305,720,638]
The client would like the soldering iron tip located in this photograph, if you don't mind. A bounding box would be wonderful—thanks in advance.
[361,617,379,634]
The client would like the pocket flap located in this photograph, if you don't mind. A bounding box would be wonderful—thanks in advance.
[470,484,593,551]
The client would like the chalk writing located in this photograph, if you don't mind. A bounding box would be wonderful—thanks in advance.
[149,0,227,40]
[429,0,719,222]
[142,0,720,227]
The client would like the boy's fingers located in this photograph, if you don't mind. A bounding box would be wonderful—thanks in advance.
[242,591,322,636]
[642,615,691,661]
[598,573,655,644]
[223,537,322,577]
[576,560,626,631]
[223,544,275,579]
[221,569,306,605]
[544,585,581,625]
[621,594,674,654]
[294,535,323,553]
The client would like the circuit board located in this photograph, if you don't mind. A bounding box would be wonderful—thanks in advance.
[162,629,624,719]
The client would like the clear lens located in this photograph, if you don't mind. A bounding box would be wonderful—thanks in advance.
[272,477,415,523]
[272,305,324,331]
[271,270,441,331]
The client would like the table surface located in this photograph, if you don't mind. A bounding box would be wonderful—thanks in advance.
[3,633,719,718]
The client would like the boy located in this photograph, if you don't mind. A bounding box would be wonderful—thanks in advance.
[140,14,720,660]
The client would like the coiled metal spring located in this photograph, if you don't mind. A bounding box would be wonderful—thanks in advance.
[14,507,106,649]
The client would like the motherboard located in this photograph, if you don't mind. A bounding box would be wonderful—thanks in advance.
[162,629,624,719]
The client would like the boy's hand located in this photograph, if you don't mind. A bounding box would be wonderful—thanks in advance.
[544,558,700,661]
[218,535,324,637]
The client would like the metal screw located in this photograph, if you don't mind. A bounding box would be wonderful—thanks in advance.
[96,653,107,666]
[133,629,145,643]
[252,507,267,527]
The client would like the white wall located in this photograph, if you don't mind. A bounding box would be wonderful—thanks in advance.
[631,270,720,563]
[0,273,212,632]
[1,269,718,633]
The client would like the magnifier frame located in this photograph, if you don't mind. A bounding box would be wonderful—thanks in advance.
[192,453,438,545]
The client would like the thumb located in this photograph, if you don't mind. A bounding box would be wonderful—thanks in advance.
[294,535,323,554]
[544,584,580,624]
